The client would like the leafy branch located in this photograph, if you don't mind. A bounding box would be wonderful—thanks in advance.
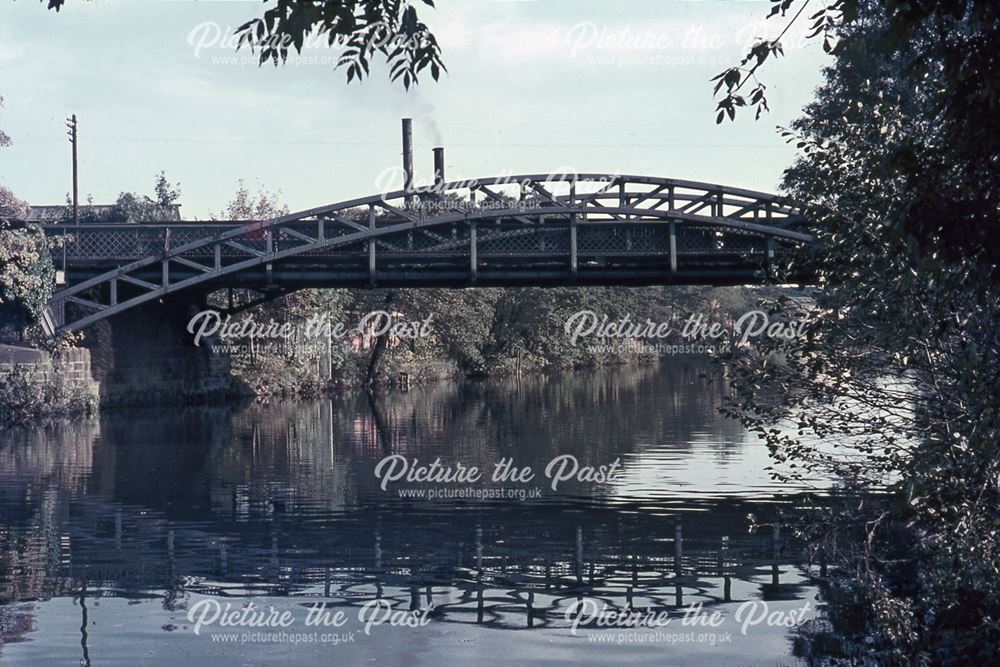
[712,0,855,123]
[38,0,446,89]
[234,0,446,89]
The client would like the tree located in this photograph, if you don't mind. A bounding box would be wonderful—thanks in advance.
[0,186,27,221]
[721,5,1000,662]
[713,1,1000,268]
[103,192,165,223]
[62,172,183,223]
[153,171,181,207]
[220,179,288,220]
[212,181,354,395]
[41,0,445,89]
[0,187,56,331]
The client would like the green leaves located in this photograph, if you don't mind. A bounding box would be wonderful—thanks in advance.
[767,0,796,19]
[724,3,1000,658]
[711,0,858,122]
[0,208,57,328]
[807,3,847,54]
[710,67,742,95]
[39,0,446,89]
[710,40,784,123]
[234,0,445,89]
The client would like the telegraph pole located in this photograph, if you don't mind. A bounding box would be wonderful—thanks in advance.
[66,114,78,227]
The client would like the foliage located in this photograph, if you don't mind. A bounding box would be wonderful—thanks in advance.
[153,170,181,206]
[218,179,288,220]
[0,185,28,220]
[101,192,172,223]
[62,172,183,223]
[233,0,445,89]
[0,363,96,427]
[224,288,354,396]
[222,282,772,396]
[42,0,445,88]
[214,182,353,395]
[721,4,1000,663]
[714,0,1000,143]
[0,187,56,328]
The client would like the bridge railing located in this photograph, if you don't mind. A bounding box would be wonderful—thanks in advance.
[45,220,781,262]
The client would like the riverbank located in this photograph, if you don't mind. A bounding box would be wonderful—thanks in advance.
[0,344,98,427]
[0,340,662,428]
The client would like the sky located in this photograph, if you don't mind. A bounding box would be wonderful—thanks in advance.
[0,0,830,219]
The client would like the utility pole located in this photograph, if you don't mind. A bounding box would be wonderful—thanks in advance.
[66,114,78,227]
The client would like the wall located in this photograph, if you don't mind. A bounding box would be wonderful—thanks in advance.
[0,344,101,423]
[81,300,238,406]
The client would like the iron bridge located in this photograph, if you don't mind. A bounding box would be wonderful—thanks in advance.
[41,174,812,335]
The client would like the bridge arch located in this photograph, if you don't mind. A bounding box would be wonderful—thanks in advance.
[43,174,811,335]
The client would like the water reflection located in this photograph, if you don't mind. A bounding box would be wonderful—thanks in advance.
[1,361,828,665]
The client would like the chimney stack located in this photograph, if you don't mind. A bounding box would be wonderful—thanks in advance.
[433,146,445,189]
[401,118,414,205]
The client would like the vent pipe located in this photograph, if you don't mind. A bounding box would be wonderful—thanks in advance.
[401,118,414,205]
[433,146,445,189]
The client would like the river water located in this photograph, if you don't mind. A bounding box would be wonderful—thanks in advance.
[0,361,834,665]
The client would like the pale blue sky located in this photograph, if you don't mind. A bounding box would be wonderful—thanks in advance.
[0,0,829,218]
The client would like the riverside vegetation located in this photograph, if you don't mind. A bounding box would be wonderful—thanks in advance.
[714,0,1000,663]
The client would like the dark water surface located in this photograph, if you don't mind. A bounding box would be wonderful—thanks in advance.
[1,361,832,665]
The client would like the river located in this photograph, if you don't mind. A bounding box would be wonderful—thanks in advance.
[0,360,834,665]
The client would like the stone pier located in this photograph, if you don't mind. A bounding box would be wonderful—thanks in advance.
[79,299,236,406]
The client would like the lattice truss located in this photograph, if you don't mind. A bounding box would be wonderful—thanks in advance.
[41,175,812,334]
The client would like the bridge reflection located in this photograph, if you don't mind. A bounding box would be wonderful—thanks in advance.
[1,364,820,642]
